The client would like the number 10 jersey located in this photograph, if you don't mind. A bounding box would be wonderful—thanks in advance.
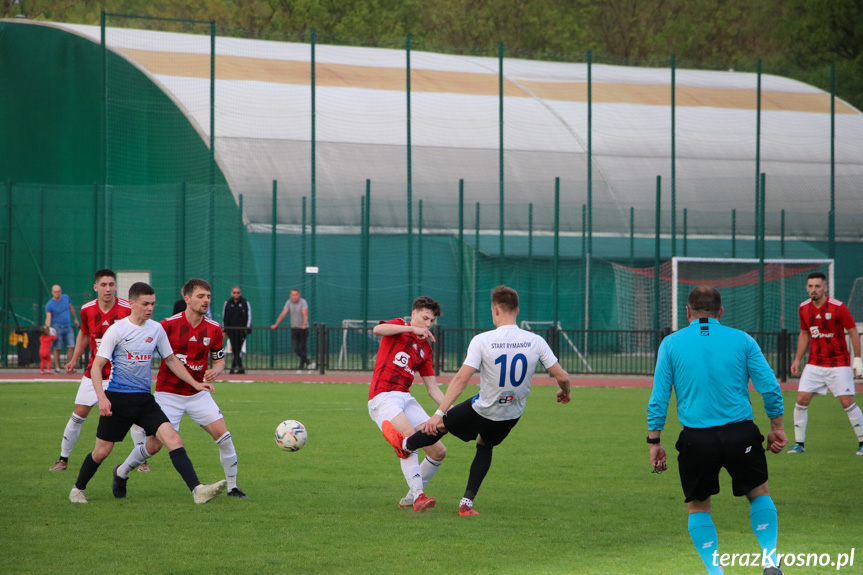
[463,324,557,421]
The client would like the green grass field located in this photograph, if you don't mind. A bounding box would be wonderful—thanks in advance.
[1,380,860,574]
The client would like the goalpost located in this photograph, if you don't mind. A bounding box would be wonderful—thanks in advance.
[612,257,834,335]
[670,257,834,331]
[520,320,593,372]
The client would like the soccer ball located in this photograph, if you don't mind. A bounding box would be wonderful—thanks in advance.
[275,419,307,452]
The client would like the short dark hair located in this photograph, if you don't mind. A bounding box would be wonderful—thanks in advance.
[182,278,211,297]
[94,269,116,282]
[412,296,441,317]
[128,282,155,301]
[807,272,827,282]
[687,286,721,316]
[491,285,519,311]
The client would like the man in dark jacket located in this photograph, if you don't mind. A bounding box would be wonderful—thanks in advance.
[222,286,252,374]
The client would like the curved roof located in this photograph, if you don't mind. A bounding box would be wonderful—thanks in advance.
[26,21,863,237]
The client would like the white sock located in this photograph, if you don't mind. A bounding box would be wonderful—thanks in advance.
[460,497,473,507]
[793,403,808,444]
[216,432,238,490]
[845,403,863,442]
[60,413,86,458]
[399,452,423,498]
[118,444,151,478]
[130,425,147,446]
[420,456,443,488]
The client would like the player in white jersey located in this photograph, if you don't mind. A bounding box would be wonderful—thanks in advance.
[68,282,226,504]
[382,285,571,516]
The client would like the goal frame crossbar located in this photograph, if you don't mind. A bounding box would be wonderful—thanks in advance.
[670,257,834,331]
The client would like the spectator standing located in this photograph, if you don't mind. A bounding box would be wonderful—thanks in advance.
[45,284,78,373]
[271,288,313,370]
[222,286,251,374]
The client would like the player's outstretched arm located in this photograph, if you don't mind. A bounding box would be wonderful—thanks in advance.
[164,354,214,392]
[547,362,571,404]
[421,375,445,406]
[374,322,435,341]
[419,364,476,434]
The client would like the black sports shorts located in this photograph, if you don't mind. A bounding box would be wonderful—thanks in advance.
[675,419,768,503]
[442,397,519,447]
[96,391,170,443]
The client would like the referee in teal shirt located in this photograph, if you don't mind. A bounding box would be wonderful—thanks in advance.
[647,287,787,575]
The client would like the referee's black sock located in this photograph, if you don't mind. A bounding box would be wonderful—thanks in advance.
[464,443,493,501]
[169,447,201,492]
[74,452,101,490]
[405,430,445,451]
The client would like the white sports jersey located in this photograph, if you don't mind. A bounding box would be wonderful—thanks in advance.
[97,317,173,393]
[464,324,558,421]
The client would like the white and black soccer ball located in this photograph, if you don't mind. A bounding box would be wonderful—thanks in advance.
[275,419,308,452]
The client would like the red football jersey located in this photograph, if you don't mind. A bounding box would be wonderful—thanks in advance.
[156,313,225,396]
[368,318,434,400]
[799,297,855,367]
[79,297,132,379]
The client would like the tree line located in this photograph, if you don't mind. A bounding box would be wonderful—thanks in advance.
[5,0,862,109]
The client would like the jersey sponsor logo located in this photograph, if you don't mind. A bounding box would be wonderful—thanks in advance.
[127,352,152,361]
[392,351,415,376]
[809,326,833,338]
[102,320,109,325]
[189,335,197,342]
[175,353,204,371]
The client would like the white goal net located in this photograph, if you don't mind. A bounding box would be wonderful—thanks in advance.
[612,257,834,334]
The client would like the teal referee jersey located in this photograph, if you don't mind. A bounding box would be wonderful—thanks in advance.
[648,317,784,430]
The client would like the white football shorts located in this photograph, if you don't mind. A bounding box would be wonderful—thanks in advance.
[368,390,430,431]
[155,390,223,431]
[73,376,108,407]
[798,364,855,397]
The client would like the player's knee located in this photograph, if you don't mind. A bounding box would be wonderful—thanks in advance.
[428,443,447,460]
[92,445,112,463]
[73,404,91,418]
[145,436,164,455]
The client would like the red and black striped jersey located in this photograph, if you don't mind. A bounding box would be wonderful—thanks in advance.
[156,313,224,396]
[799,297,855,367]
[368,318,434,400]
[79,297,131,379]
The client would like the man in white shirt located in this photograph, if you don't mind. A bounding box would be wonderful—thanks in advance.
[68,282,226,504]
[383,285,571,516]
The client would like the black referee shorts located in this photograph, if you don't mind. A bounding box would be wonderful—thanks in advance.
[96,391,170,443]
[442,398,519,447]
[676,419,768,503]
